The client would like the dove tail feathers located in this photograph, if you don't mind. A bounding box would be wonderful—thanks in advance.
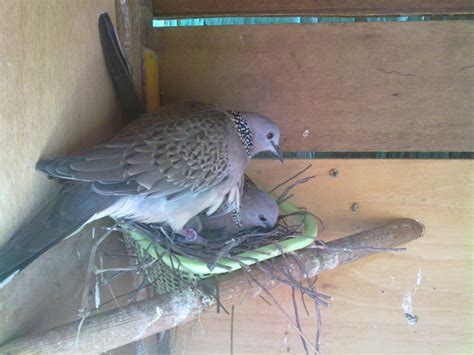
[0,183,118,283]
[35,158,76,179]
[98,12,143,121]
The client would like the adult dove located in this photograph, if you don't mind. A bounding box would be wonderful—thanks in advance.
[98,14,280,243]
[0,102,282,284]
[0,14,283,283]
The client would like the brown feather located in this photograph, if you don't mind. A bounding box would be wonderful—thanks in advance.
[36,103,233,197]
[70,157,124,171]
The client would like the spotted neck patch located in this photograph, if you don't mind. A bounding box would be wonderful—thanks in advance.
[231,209,243,230]
[229,111,253,157]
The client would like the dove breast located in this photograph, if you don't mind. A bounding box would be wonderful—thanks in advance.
[187,177,279,239]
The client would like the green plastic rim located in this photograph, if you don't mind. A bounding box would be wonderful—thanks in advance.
[125,199,318,277]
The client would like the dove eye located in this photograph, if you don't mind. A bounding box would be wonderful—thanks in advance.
[266,132,274,140]
[259,215,267,222]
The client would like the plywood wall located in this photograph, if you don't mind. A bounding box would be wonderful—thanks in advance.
[153,21,474,152]
[0,0,123,243]
[172,160,473,353]
[0,0,137,345]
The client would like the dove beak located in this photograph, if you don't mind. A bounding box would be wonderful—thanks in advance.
[265,221,276,229]
[271,141,284,162]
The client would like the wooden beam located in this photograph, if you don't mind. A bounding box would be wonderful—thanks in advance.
[153,21,474,152]
[0,219,423,353]
[152,0,474,18]
[114,0,153,104]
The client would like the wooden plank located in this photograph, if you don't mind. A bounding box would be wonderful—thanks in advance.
[172,159,473,354]
[114,0,152,104]
[153,21,474,152]
[0,0,137,346]
[153,0,474,18]
[143,48,160,112]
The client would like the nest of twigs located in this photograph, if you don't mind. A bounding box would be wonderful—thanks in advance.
[117,165,328,353]
[73,164,332,354]
[121,164,318,290]
[123,207,310,288]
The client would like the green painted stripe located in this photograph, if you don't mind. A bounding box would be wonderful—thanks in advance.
[153,15,474,28]
[254,152,474,159]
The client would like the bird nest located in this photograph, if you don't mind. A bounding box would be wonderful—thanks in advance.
[121,166,319,295]
[123,207,315,294]
[83,165,329,353]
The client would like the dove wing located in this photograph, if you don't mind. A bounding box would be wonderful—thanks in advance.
[37,103,232,199]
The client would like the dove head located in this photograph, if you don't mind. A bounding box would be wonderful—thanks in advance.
[239,185,279,230]
[235,111,283,161]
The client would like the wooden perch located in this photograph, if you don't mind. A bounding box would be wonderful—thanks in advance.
[0,219,423,353]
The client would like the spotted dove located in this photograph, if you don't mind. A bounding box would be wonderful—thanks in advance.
[0,14,283,283]
[183,175,279,241]
[0,101,282,283]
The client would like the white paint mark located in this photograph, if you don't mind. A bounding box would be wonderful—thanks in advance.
[402,291,418,325]
[401,269,422,325]
[0,270,19,288]
[401,292,413,315]
[416,268,423,286]
[389,274,396,286]
[280,322,291,352]
[302,129,310,138]
[76,251,81,260]
[281,332,288,351]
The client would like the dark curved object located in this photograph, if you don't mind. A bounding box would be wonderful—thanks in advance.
[98,12,144,121]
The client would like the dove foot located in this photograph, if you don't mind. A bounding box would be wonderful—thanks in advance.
[178,228,208,244]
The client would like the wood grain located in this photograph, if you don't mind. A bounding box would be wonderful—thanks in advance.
[153,21,474,152]
[0,0,136,346]
[0,220,423,353]
[0,0,123,243]
[172,159,473,354]
[153,0,474,18]
[114,0,153,104]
